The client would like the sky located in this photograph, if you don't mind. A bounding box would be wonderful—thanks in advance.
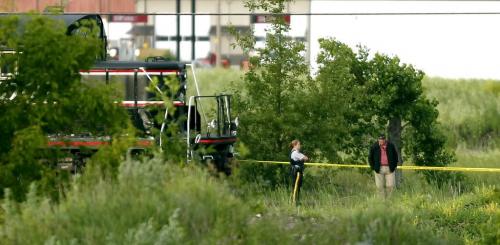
[310,1,500,79]
[104,1,500,79]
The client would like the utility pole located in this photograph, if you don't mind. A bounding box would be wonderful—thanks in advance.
[306,0,312,64]
[191,0,196,61]
[141,0,149,51]
[176,0,181,61]
[215,0,221,67]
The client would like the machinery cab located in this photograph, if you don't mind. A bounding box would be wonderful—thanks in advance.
[187,95,238,174]
[77,59,188,150]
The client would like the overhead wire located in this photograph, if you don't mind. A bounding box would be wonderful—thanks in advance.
[5,12,500,16]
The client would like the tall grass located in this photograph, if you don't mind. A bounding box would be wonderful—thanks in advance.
[1,159,249,244]
[187,68,243,97]
[423,77,500,149]
[238,164,499,244]
[453,149,500,188]
[1,70,498,244]
[1,157,498,244]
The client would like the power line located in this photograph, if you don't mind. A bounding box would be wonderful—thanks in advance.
[5,12,500,16]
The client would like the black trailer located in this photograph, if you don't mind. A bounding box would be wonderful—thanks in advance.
[1,14,238,173]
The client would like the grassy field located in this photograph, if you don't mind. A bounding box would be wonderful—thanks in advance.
[0,158,497,244]
[187,68,243,97]
[0,69,498,244]
[423,77,500,149]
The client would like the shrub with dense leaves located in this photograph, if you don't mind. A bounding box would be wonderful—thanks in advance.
[0,15,131,201]
[3,158,492,244]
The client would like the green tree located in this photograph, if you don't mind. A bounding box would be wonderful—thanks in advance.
[232,0,311,161]
[0,15,130,200]
[232,1,358,188]
[316,38,455,185]
[315,39,374,162]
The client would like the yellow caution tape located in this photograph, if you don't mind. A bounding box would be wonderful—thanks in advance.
[292,172,301,204]
[238,160,500,173]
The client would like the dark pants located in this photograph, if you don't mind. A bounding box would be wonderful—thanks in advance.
[290,165,303,203]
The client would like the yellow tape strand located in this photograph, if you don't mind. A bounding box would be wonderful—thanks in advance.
[292,172,301,205]
[238,160,500,173]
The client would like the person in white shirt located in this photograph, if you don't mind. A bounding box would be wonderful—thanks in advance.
[289,140,309,204]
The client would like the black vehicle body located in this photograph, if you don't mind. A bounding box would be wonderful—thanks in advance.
[0,14,107,59]
[187,95,238,175]
[1,14,237,173]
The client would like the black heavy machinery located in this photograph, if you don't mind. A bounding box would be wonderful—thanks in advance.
[0,14,238,173]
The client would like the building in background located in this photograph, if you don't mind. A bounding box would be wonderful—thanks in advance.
[1,0,139,60]
[2,0,312,65]
[134,0,311,65]
[1,0,135,13]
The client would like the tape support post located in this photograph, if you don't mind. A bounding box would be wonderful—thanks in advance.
[238,160,500,173]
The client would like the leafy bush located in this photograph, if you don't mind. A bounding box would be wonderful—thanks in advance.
[232,0,352,163]
[0,159,246,244]
[4,158,496,244]
[0,15,131,201]
[235,161,290,189]
[182,68,500,153]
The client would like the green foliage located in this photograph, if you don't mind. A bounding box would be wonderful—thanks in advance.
[84,135,135,181]
[0,15,131,201]
[186,68,243,98]
[2,16,100,101]
[187,68,500,154]
[0,126,73,202]
[233,0,312,162]
[368,54,425,121]
[0,159,248,244]
[1,157,498,244]
[146,75,186,163]
[235,162,289,188]
[41,83,130,135]
[232,6,455,186]
[240,163,499,244]
[424,77,500,149]
[0,126,59,201]
[314,40,375,160]
[233,1,352,164]
[316,38,455,185]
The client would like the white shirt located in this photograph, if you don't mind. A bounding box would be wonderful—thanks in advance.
[291,150,306,161]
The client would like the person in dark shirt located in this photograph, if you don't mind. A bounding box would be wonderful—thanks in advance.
[289,139,309,204]
[368,134,399,198]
